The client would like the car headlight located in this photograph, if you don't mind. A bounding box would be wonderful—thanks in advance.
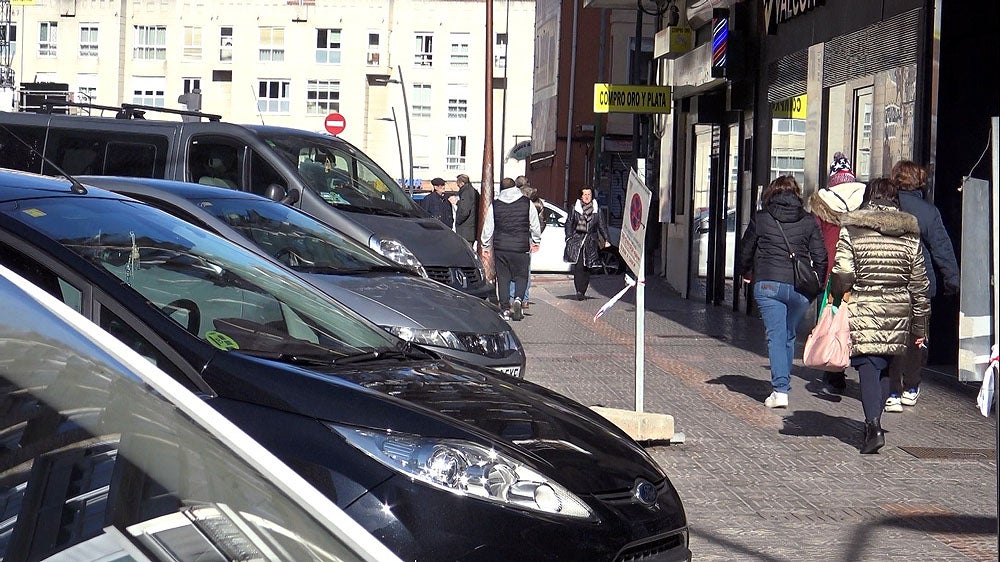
[369,235,427,278]
[329,425,593,519]
[383,326,520,358]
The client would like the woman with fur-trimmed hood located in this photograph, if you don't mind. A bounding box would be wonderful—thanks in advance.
[831,177,930,455]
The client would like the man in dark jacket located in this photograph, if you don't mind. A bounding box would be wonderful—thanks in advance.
[481,177,541,321]
[884,160,960,410]
[454,173,479,245]
[420,177,457,229]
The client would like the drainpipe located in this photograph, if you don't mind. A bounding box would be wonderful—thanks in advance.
[562,0,580,209]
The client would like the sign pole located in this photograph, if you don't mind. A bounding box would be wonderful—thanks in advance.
[636,249,645,413]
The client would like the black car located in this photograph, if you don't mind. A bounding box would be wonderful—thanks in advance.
[78,176,525,376]
[0,169,690,561]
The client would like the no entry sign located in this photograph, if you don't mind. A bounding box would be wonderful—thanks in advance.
[324,112,346,135]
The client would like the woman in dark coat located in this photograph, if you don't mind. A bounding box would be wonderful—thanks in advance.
[831,177,930,454]
[564,186,610,300]
[738,176,827,409]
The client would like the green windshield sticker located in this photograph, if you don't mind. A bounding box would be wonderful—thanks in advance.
[21,208,46,218]
[206,330,239,351]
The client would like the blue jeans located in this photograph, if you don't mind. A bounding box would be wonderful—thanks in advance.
[510,275,531,301]
[754,281,810,393]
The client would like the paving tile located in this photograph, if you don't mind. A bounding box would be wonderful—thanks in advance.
[513,274,998,560]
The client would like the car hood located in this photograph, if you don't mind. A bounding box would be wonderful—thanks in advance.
[299,272,508,333]
[207,353,664,494]
[347,213,475,268]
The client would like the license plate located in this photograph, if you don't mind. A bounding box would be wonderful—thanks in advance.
[495,365,522,377]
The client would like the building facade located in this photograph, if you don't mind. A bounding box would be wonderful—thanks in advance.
[532,0,997,367]
[1,0,536,189]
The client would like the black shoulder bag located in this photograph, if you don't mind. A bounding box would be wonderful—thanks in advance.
[771,214,822,301]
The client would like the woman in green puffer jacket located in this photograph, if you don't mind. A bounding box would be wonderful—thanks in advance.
[830,177,930,455]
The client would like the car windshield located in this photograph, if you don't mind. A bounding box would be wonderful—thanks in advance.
[2,197,399,359]
[256,131,423,217]
[197,197,409,274]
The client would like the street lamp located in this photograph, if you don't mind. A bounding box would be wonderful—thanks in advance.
[378,108,406,192]
[371,67,414,192]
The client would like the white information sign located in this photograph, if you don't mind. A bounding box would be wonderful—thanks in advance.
[618,169,652,278]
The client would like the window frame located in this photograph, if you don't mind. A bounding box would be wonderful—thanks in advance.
[413,32,433,67]
[39,21,58,57]
[79,23,99,58]
[258,26,285,63]
[257,79,291,114]
[133,25,167,61]
[315,28,342,64]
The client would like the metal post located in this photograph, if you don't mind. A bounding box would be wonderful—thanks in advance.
[479,0,496,282]
[379,109,405,187]
[395,66,415,194]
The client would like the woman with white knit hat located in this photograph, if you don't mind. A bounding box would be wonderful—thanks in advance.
[810,152,866,392]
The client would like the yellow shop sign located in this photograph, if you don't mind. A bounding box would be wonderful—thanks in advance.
[594,84,672,114]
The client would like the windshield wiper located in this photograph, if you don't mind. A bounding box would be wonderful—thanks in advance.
[237,349,336,366]
[334,349,413,365]
[293,264,411,276]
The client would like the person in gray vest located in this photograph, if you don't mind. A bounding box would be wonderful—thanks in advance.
[481,177,541,321]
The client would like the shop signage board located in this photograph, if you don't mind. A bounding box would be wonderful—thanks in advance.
[593,84,672,114]
[763,0,826,34]
[771,95,807,119]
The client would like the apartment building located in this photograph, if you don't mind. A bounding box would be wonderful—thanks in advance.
[2,0,535,186]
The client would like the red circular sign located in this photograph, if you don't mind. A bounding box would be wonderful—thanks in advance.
[629,193,643,231]
[324,112,347,135]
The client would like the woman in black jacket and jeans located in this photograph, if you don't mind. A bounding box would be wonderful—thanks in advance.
[738,176,828,409]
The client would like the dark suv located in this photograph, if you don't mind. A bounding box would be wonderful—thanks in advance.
[0,108,491,298]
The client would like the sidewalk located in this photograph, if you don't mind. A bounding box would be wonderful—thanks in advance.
[514,273,998,561]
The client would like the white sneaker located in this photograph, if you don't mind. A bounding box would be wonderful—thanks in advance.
[901,387,920,406]
[884,394,903,413]
[764,391,788,409]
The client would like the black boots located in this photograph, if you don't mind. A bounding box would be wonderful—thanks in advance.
[860,419,885,454]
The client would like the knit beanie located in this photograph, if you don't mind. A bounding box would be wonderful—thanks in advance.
[828,152,857,187]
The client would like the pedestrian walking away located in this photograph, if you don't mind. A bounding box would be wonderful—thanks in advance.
[421,177,457,229]
[811,151,867,393]
[454,173,479,246]
[830,177,930,454]
[738,175,827,409]
[884,160,960,411]
[564,186,611,301]
[481,177,541,321]
[509,176,547,308]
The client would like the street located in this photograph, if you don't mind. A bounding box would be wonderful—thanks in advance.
[514,273,998,561]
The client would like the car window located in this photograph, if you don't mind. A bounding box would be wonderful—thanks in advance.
[198,197,393,272]
[258,131,421,216]
[0,242,83,314]
[189,140,242,189]
[1,197,400,359]
[98,306,195,391]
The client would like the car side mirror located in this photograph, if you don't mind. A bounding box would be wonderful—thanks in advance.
[282,188,300,205]
[264,184,285,201]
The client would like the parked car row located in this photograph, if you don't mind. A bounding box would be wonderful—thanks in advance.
[0,107,688,561]
[0,168,691,560]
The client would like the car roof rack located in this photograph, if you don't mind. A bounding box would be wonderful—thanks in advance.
[38,100,223,122]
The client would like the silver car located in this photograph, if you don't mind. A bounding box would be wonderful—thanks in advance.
[0,263,400,561]
[81,176,525,377]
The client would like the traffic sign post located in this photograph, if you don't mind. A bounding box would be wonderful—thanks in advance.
[621,169,652,413]
[324,112,346,135]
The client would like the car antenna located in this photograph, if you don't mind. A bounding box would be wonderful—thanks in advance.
[0,123,88,194]
[251,84,265,126]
